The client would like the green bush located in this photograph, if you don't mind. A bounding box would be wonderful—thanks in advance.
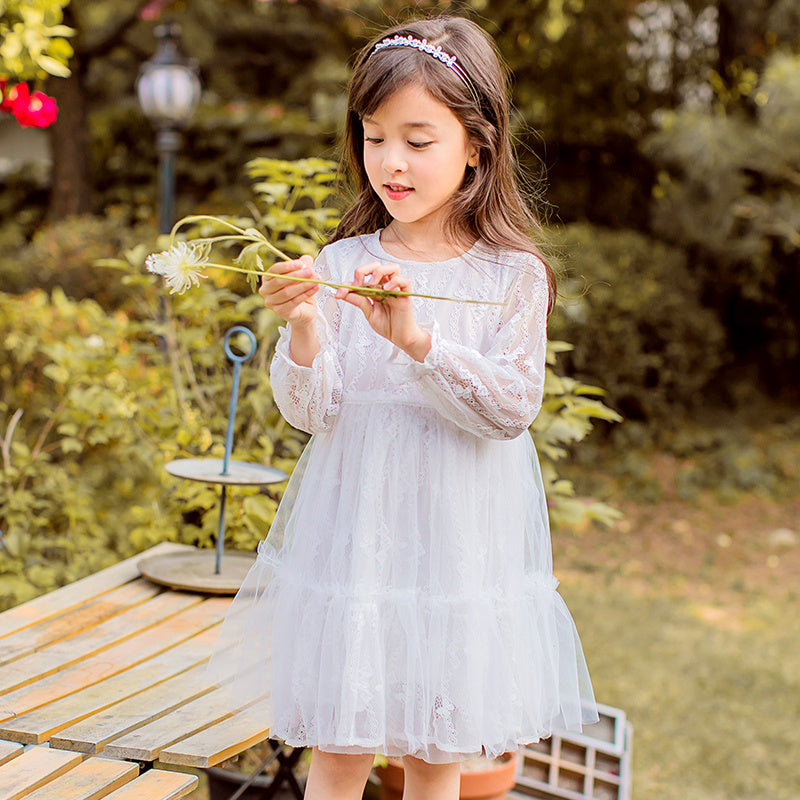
[534,341,622,527]
[0,159,336,609]
[0,288,156,608]
[548,222,727,422]
[0,207,155,308]
[0,275,308,609]
[641,52,800,386]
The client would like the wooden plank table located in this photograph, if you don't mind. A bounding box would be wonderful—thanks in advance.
[0,543,300,798]
[0,741,197,800]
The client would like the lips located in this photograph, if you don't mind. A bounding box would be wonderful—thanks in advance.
[384,183,413,201]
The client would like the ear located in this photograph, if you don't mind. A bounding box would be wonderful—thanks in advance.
[467,145,479,168]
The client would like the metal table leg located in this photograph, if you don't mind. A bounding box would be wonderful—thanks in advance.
[223,740,306,800]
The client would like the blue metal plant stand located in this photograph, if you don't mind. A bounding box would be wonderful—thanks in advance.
[139,326,287,594]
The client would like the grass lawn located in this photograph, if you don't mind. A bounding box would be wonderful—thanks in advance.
[556,442,800,800]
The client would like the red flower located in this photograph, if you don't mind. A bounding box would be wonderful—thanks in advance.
[19,90,58,128]
[0,78,14,113]
[0,82,59,128]
[138,0,174,20]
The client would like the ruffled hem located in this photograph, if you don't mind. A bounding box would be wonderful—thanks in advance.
[208,544,598,763]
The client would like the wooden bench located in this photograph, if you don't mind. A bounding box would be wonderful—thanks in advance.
[0,741,197,800]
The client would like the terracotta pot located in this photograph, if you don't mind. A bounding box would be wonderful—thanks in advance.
[376,752,518,800]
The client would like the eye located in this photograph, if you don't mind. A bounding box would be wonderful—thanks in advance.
[364,136,383,144]
[408,141,432,149]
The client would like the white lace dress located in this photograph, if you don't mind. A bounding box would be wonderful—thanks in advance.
[212,231,598,763]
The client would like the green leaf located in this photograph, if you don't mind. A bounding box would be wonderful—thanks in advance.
[43,363,69,384]
[35,53,71,77]
[60,438,84,454]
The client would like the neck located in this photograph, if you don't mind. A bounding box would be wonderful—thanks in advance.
[381,221,474,262]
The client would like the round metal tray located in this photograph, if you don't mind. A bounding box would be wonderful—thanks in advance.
[138,550,257,594]
[165,458,287,485]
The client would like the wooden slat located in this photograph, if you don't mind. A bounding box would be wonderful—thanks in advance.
[0,582,162,668]
[0,747,82,800]
[101,683,255,762]
[158,699,271,768]
[49,654,218,754]
[31,638,217,750]
[21,757,138,800]
[0,544,190,640]
[0,739,24,766]
[0,590,202,695]
[100,769,197,800]
[0,598,231,728]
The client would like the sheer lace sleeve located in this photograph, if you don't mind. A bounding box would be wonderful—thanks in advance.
[269,251,343,434]
[397,259,548,441]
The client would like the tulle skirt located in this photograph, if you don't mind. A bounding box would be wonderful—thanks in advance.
[209,401,597,763]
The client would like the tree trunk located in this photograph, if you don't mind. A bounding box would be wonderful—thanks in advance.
[47,4,92,220]
[45,1,153,220]
[717,0,771,75]
[47,56,93,220]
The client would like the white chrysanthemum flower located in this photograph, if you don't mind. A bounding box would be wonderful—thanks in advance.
[145,241,210,294]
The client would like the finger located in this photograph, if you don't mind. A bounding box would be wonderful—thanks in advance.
[268,255,314,276]
[337,290,374,317]
[261,276,318,307]
[262,261,315,300]
[382,273,411,292]
[353,261,399,287]
[261,262,310,294]
[276,285,319,309]
[262,269,315,293]
[261,267,318,301]
[272,287,319,319]
[352,261,381,287]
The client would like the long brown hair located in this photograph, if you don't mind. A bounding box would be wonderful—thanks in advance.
[331,15,556,311]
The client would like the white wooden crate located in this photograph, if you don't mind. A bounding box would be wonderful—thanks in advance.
[510,704,632,800]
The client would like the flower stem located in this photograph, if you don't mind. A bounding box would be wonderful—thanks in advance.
[204,261,501,304]
[170,215,293,263]
[169,215,501,305]
[170,215,250,245]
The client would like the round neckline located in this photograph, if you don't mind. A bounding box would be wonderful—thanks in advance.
[368,229,480,265]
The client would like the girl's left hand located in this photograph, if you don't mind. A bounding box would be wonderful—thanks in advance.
[335,261,431,362]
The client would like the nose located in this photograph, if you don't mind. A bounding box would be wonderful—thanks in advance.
[381,143,407,175]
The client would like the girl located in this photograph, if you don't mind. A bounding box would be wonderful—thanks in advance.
[217,15,598,800]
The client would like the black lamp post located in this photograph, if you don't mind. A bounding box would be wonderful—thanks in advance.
[136,23,201,234]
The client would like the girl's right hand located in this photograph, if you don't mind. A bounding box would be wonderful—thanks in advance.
[259,255,320,326]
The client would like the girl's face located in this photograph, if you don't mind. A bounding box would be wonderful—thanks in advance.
[362,83,478,236]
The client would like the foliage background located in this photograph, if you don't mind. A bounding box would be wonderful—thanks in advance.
[1,2,799,798]
[2,0,797,410]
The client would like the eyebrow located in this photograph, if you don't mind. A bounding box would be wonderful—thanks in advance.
[362,117,436,130]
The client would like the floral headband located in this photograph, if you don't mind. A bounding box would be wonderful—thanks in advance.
[371,34,478,99]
